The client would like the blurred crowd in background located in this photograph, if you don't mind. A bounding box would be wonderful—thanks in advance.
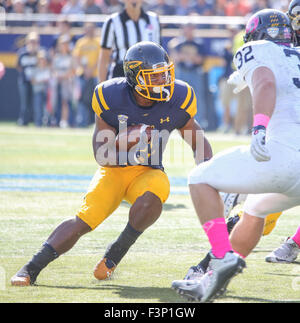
[0,0,291,133]
[16,21,100,128]
[0,0,289,18]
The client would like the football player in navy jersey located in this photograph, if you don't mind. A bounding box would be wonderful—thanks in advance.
[11,41,212,286]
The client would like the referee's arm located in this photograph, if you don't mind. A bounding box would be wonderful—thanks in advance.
[98,16,113,83]
[98,47,111,83]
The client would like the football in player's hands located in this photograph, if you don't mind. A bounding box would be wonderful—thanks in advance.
[116,124,152,152]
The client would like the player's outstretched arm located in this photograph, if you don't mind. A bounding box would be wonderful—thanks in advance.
[251,66,276,118]
[97,47,112,83]
[178,118,213,165]
[250,66,276,162]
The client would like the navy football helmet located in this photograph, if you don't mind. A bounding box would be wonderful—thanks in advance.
[244,9,292,44]
[288,0,300,46]
[123,41,175,102]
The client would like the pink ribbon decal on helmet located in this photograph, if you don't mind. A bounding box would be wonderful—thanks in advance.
[246,16,259,33]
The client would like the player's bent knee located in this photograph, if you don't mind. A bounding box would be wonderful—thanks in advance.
[129,192,163,231]
[130,192,162,221]
[135,191,162,210]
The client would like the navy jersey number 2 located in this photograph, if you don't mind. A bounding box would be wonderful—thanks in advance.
[283,48,300,89]
[235,46,254,70]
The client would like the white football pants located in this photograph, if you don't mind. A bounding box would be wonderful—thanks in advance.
[188,140,300,218]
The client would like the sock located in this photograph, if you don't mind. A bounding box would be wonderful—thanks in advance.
[31,242,59,269]
[234,250,246,258]
[104,223,142,265]
[198,252,211,271]
[291,226,300,247]
[203,217,233,258]
[17,243,59,284]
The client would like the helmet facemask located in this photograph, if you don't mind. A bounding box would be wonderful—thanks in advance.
[124,41,176,102]
[135,62,175,102]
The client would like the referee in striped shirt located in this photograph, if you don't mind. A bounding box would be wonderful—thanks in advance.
[97,0,161,83]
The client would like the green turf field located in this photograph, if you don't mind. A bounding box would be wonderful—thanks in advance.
[0,123,299,303]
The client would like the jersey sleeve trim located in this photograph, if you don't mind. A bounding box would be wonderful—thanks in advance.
[92,84,111,117]
[180,82,192,111]
[97,84,110,111]
[180,83,197,118]
[92,87,104,117]
[92,89,103,117]
[185,88,197,118]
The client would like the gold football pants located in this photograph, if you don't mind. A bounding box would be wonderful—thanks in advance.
[262,212,282,236]
[236,210,282,236]
[77,166,170,230]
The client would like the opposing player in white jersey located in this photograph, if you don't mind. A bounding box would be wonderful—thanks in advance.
[224,0,300,264]
[264,0,300,263]
[181,1,300,275]
[185,0,300,269]
[171,9,300,302]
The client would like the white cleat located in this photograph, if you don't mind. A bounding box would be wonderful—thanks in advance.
[171,276,210,302]
[184,264,205,281]
[265,237,300,263]
[172,251,246,303]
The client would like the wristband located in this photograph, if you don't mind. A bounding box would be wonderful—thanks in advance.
[253,113,270,128]
[251,125,266,135]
